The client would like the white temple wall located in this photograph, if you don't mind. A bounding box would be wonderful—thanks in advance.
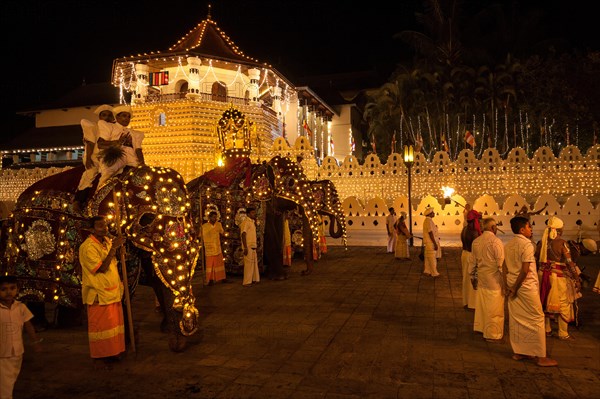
[2,143,600,248]
[329,104,352,163]
[333,194,600,248]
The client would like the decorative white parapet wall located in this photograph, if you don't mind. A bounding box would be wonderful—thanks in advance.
[274,142,600,247]
[297,145,600,206]
[2,142,599,246]
[326,192,600,248]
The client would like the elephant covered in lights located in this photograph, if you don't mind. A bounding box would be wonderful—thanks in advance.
[2,164,200,352]
[293,179,347,257]
[187,155,347,276]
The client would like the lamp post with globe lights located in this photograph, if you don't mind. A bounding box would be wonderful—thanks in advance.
[403,144,415,247]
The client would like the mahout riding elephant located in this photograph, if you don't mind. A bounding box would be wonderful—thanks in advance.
[2,164,200,352]
[187,155,346,275]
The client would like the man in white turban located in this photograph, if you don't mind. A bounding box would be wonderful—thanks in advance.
[96,105,145,190]
[422,206,441,277]
[73,105,115,211]
[535,216,581,340]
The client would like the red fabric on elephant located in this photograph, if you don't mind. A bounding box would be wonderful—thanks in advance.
[203,157,252,187]
[20,165,87,197]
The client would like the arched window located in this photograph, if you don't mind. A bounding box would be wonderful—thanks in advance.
[211,82,227,102]
[179,82,188,93]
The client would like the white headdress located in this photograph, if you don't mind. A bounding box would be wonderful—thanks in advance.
[93,104,113,115]
[539,216,564,263]
[113,104,132,116]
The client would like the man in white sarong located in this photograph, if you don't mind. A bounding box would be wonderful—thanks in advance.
[386,207,397,253]
[504,216,557,367]
[422,206,441,277]
[468,217,505,341]
[241,207,260,286]
[461,209,481,309]
[96,105,145,190]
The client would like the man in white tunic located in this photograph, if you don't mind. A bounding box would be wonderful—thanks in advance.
[504,216,557,367]
[240,207,260,286]
[73,105,115,211]
[468,218,505,341]
[386,207,397,253]
[422,206,441,277]
[96,105,145,190]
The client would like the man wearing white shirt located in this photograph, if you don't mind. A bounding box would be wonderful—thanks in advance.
[240,207,260,286]
[504,216,557,367]
[422,206,441,277]
[73,105,115,211]
[96,105,145,190]
[468,217,505,341]
[385,207,397,253]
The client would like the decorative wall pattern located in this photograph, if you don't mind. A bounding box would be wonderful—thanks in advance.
[2,142,599,245]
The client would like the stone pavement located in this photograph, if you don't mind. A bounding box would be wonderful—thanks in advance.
[14,247,600,399]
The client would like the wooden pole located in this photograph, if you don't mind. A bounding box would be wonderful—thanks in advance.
[198,188,207,285]
[113,190,136,353]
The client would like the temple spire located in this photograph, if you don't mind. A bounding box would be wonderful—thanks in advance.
[207,3,212,19]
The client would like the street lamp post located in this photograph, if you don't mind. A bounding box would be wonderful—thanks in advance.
[403,145,415,247]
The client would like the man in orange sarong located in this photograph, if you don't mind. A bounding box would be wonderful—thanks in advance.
[79,216,126,369]
[202,211,227,285]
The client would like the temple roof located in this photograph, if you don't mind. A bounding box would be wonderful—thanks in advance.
[17,83,121,114]
[0,125,82,152]
[114,8,262,69]
[167,16,259,64]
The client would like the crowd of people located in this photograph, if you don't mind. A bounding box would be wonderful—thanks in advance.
[384,202,586,367]
[1,104,596,396]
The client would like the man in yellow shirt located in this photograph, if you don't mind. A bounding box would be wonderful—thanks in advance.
[79,216,126,369]
[202,211,226,285]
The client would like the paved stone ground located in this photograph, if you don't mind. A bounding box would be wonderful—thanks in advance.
[14,247,600,399]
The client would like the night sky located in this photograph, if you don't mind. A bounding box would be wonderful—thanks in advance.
[0,0,597,142]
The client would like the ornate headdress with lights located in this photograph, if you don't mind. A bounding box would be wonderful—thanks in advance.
[216,104,255,160]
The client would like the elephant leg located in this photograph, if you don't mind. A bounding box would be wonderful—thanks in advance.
[301,216,314,276]
[263,206,286,280]
[28,301,49,331]
[155,283,187,352]
[141,253,168,332]
[151,281,169,333]
[56,305,83,328]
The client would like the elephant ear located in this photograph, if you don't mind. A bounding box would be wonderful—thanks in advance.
[87,179,124,222]
[251,167,273,201]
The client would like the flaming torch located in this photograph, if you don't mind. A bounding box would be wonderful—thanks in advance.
[441,186,465,208]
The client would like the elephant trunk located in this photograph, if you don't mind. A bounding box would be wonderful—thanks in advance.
[328,214,344,239]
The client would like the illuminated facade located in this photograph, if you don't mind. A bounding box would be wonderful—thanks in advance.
[110,12,338,181]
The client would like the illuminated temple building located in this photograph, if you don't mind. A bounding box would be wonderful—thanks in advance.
[0,9,365,184]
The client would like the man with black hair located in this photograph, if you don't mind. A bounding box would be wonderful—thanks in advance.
[504,216,557,367]
[240,207,260,286]
[79,216,126,369]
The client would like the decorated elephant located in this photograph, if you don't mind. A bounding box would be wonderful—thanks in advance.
[187,155,347,276]
[2,164,200,351]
